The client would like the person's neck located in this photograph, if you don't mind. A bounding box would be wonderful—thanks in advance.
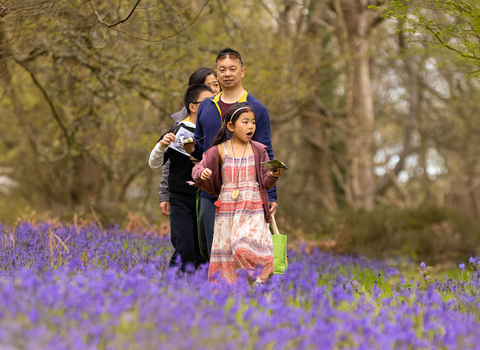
[189,113,197,125]
[221,85,245,103]
[230,135,248,148]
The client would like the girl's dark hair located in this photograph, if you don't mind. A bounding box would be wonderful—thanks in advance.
[210,103,255,148]
[189,67,216,86]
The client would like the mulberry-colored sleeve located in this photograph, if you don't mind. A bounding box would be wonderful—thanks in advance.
[190,150,219,196]
[260,148,279,190]
[253,106,277,201]
[191,156,207,183]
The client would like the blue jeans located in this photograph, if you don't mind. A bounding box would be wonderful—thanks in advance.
[198,196,216,260]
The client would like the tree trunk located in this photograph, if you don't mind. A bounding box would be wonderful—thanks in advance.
[301,104,339,213]
[334,0,380,210]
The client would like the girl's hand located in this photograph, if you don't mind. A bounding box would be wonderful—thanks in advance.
[160,133,176,148]
[201,168,212,180]
[271,168,284,178]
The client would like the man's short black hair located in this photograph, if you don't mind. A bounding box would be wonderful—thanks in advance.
[184,84,214,114]
[216,47,243,67]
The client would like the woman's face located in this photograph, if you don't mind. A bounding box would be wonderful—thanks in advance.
[204,74,220,95]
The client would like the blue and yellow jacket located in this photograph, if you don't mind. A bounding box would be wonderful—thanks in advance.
[193,91,277,202]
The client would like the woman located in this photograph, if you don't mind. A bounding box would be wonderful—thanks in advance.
[158,67,220,265]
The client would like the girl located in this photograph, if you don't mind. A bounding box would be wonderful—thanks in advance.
[191,103,284,283]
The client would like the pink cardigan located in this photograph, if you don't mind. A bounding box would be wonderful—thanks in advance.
[191,140,278,224]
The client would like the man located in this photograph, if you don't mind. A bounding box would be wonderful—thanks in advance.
[184,47,277,259]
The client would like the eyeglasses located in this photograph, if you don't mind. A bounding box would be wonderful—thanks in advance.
[191,98,209,105]
[216,52,243,66]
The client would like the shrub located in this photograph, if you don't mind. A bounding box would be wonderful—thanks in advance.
[328,206,480,263]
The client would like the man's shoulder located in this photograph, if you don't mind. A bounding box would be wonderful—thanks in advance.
[198,97,220,117]
[199,96,217,108]
[246,94,267,112]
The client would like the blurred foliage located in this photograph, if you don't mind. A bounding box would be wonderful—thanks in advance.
[322,206,480,264]
[1,0,480,262]
[374,0,480,75]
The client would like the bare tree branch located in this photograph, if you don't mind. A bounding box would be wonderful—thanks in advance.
[426,25,480,61]
[303,110,353,135]
[14,58,72,148]
[111,1,210,43]
[88,0,142,29]
[0,1,60,18]
[87,0,210,45]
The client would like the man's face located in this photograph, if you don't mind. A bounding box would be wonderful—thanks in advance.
[216,57,245,90]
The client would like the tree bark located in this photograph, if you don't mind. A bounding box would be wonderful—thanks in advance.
[333,0,381,210]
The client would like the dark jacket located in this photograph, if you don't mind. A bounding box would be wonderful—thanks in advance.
[190,140,279,224]
[159,107,189,202]
[161,121,197,195]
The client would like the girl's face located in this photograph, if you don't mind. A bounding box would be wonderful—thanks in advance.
[229,112,256,142]
[204,74,220,95]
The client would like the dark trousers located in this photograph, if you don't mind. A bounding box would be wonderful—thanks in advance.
[198,196,216,260]
[169,192,206,270]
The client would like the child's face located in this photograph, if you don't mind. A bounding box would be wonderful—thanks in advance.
[190,90,214,115]
[231,112,256,142]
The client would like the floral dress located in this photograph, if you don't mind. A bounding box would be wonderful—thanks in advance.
[208,143,274,283]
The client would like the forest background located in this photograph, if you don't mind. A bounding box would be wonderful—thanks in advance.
[1,0,480,263]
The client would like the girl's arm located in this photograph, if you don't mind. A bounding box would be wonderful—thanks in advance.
[218,143,225,166]
[190,147,221,197]
[192,157,208,183]
[259,148,280,190]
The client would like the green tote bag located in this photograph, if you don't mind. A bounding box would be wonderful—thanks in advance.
[271,214,288,274]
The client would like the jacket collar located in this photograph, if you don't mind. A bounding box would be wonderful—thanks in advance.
[212,90,248,103]
[211,90,249,113]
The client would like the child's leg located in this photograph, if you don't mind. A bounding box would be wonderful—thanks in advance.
[168,209,180,268]
[169,192,197,271]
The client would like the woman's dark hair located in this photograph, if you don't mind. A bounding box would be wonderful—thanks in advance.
[210,103,255,148]
[189,67,216,86]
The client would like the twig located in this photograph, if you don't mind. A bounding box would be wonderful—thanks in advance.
[90,204,104,231]
[89,0,142,28]
[14,58,72,148]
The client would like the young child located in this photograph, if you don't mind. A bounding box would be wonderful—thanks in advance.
[149,84,214,271]
[191,103,284,283]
